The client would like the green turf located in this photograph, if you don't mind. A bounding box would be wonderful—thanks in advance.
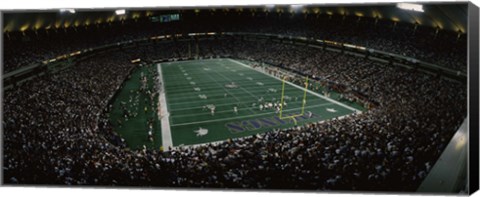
[161,58,364,147]
[109,58,366,149]
[108,64,162,150]
[237,59,366,111]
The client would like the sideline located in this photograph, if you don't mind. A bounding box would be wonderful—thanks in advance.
[157,63,173,149]
[228,58,361,112]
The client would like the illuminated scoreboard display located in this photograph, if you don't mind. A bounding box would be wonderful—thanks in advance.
[150,14,180,23]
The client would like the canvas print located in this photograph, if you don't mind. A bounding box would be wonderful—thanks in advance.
[1,2,476,194]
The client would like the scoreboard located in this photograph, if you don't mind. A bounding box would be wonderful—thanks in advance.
[150,14,180,23]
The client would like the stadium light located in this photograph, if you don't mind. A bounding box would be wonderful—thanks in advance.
[265,4,275,9]
[264,4,275,12]
[60,9,75,14]
[290,4,304,12]
[115,9,126,15]
[397,3,424,12]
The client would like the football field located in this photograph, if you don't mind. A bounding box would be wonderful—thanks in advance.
[159,58,363,148]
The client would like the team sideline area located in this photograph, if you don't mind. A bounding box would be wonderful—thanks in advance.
[110,58,364,149]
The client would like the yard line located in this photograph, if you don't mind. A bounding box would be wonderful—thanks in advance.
[201,68,257,115]
[172,106,258,118]
[227,58,360,112]
[167,88,297,106]
[167,83,289,95]
[166,83,296,96]
[171,102,334,127]
[211,68,263,101]
[170,98,315,112]
[171,97,318,118]
[163,58,226,68]
[157,63,173,149]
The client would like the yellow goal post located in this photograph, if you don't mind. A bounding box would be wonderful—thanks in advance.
[278,76,309,123]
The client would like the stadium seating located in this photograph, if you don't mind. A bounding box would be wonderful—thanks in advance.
[3,14,466,73]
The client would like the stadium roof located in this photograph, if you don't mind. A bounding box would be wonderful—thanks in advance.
[2,2,468,33]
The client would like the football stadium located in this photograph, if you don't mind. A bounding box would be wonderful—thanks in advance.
[1,2,478,193]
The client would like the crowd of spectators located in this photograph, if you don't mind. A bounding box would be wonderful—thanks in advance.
[3,51,133,184]
[3,33,467,191]
[3,12,467,73]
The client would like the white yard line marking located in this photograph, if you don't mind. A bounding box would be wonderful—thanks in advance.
[166,82,293,95]
[170,98,310,112]
[157,63,173,149]
[171,102,334,127]
[201,67,257,115]
[227,58,361,112]
[211,68,263,101]
[172,99,324,118]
